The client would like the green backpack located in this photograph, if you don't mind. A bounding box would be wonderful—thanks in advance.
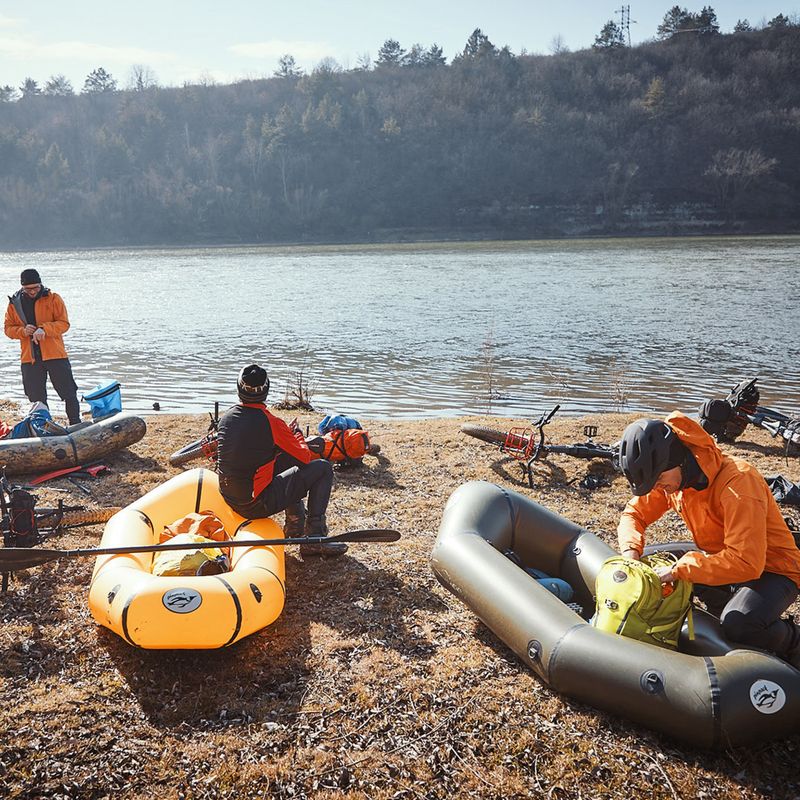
[592,552,694,650]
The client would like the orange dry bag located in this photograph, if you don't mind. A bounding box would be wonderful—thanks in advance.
[321,429,372,464]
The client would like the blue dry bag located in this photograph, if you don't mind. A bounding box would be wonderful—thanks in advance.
[318,414,362,435]
[82,380,122,420]
[9,403,53,439]
[524,567,574,603]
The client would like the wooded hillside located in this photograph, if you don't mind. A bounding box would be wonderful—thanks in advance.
[1,23,799,247]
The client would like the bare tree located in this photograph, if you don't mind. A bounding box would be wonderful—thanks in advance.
[312,57,342,75]
[128,64,158,91]
[705,148,778,220]
[602,162,639,226]
[549,34,570,54]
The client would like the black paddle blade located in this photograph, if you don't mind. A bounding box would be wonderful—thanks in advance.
[0,548,64,571]
[329,528,401,544]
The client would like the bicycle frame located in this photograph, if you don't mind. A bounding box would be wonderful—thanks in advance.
[744,409,800,448]
[723,377,799,452]
[503,405,618,488]
[500,405,560,464]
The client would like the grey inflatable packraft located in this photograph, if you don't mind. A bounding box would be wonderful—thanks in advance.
[431,480,800,748]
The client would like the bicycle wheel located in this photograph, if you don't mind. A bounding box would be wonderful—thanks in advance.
[460,425,510,447]
[169,435,217,467]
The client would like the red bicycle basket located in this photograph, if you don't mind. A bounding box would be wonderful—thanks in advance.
[504,428,535,460]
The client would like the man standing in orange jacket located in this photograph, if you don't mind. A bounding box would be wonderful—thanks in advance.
[4,269,80,424]
[617,412,800,667]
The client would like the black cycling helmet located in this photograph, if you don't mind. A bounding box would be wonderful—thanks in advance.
[619,418,682,496]
[237,364,270,403]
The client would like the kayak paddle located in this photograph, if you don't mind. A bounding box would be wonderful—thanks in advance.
[0,529,401,571]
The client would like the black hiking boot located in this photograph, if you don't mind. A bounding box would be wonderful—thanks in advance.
[283,501,306,539]
[300,515,348,558]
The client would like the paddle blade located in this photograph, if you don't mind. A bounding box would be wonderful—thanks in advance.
[328,529,401,544]
[0,547,64,571]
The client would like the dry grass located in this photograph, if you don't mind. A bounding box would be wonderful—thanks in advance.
[1,409,799,799]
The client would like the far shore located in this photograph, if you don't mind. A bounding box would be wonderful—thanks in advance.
[4,229,800,256]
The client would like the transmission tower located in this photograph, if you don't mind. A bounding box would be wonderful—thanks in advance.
[616,5,635,46]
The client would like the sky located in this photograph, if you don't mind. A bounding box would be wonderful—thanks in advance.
[0,1,797,91]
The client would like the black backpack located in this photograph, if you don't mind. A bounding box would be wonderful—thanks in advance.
[6,486,39,548]
[1,484,40,591]
[699,377,760,442]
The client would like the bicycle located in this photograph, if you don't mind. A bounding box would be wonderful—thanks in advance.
[169,403,220,468]
[461,404,620,488]
[1,472,120,591]
[169,405,380,469]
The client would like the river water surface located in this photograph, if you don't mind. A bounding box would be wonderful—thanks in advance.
[1,237,798,420]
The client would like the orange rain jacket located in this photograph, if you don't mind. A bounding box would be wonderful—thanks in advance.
[618,411,800,588]
[4,289,71,363]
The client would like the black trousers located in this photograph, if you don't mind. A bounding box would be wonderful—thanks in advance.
[234,454,333,520]
[698,573,800,658]
[21,358,80,424]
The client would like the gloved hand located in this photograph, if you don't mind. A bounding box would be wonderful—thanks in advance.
[305,435,325,455]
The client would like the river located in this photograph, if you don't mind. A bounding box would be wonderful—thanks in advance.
[1,236,798,420]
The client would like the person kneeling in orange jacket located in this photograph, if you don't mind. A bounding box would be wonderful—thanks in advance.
[617,412,800,667]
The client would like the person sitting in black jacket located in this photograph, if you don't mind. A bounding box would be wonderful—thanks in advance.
[216,364,346,558]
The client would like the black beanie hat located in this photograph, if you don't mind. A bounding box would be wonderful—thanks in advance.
[20,268,41,285]
[237,364,269,403]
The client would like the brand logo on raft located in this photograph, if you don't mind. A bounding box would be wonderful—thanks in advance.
[162,588,203,614]
[749,680,786,714]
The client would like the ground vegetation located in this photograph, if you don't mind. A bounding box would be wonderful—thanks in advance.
[0,404,799,798]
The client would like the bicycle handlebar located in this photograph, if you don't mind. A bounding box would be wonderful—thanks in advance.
[543,404,560,424]
[533,404,561,429]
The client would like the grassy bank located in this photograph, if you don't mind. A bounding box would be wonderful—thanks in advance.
[1,409,799,799]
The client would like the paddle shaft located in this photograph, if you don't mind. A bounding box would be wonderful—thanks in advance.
[69,529,398,557]
[0,529,401,571]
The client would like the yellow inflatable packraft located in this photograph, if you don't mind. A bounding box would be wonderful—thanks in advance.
[88,468,285,649]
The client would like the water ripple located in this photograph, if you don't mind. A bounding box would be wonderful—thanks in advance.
[1,237,798,419]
